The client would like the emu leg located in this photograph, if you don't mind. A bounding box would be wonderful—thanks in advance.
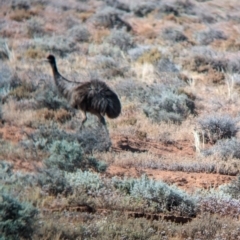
[80,111,87,130]
[96,113,106,126]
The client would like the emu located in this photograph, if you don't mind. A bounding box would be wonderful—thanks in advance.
[46,55,121,128]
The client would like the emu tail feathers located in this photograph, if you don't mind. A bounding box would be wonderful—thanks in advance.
[89,81,121,119]
[105,90,121,118]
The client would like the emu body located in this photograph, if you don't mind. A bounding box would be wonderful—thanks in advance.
[46,55,121,127]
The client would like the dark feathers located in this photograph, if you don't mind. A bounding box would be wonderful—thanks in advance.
[46,55,121,126]
[72,79,121,118]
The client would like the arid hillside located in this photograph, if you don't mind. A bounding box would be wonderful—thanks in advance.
[0,0,240,239]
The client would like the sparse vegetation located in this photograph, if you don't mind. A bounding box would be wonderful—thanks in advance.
[1,0,240,238]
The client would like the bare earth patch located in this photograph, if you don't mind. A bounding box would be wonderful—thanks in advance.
[0,126,235,189]
[106,165,234,192]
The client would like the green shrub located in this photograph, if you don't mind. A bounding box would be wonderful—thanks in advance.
[0,193,38,240]
[114,175,196,216]
[65,170,104,192]
[35,83,69,110]
[44,140,108,172]
[44,140,84,172]
[0,161,36,191]
[37,168,72,196]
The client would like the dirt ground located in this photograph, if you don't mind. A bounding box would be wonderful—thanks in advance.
[0,124,235,191]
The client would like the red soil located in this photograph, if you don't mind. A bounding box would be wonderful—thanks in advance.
[0,125,235,191]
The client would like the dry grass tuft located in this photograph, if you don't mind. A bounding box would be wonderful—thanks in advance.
[36,108,72,123]
[137,48,161,64]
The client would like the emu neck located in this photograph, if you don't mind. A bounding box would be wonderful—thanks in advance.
[50,63,60,79]
[50,62,72,101]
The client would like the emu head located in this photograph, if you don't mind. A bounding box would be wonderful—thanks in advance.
[46,54,56,65]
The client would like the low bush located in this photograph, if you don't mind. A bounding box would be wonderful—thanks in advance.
[156,58,179,73]
[37,168,72,196]
[0,161,36,189]
[221,175,240,199]
[0,64,20,95]
[132,2,156,17]
[65,170,104,192]
[162,28,188,42]
[68,25,91,42]
[143,88,195,124]
[0,193,38,240]
[26,18,44,37]
[77,124,111,153]
[196,29,227,45]
[44,139,108,172]
[197,115,238,143]
[11,0,30,10]
[0,40,11,60]
[92,8,130,30]
[136,48,161,64]
[44,140,84,172]
[35,87,69,110]
[114,175,196,216]
[94,55,128,78]
[34,35,76,57]
[104,0,130,12]
[107,29,135,52]
[7,81,36,100]
[203,138,240,160]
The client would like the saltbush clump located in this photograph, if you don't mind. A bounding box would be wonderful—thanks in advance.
[132,2,156,17]
[162,28,188,42]
[26,18,44,37]
[92,9,130,30]
[0,193,38,240]
[65,170,104,192]
[0,161,36,189]
[221,175,240,199]
[37,168,72,196]
[203,138,240,160]
[44,139,108,172]
[197,115,238,143]
[156,58,179,73]
[68,26,91,42]
[44,140,84,172]
[114,175,196,216]
[196,29,227,45]
[143,89,195,124]
[107,29,135,52]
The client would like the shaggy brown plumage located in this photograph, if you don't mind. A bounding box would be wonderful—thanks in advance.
[46,55,121,127]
